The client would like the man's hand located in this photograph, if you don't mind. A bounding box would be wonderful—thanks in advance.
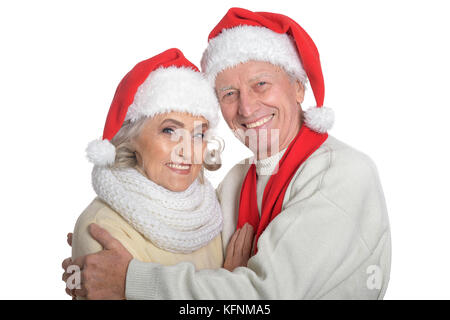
[61,223,133,300]
[223,223,255,271]
[62,232,75,298]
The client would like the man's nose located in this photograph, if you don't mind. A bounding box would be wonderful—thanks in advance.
[238,89,258,117]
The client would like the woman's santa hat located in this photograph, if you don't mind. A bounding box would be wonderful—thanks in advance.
[86,48,220,166]
[201,7,334,133]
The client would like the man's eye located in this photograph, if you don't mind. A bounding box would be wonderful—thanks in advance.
[223,91,234,98]
[257,81,267,86]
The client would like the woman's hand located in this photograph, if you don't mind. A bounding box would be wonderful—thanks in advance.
[223,223,255,271]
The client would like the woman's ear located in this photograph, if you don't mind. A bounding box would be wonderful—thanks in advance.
[295,80,305,105]
[131,138,142,167]
[135,150,142,166]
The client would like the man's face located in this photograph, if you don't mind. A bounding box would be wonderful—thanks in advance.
[215,61,305,158]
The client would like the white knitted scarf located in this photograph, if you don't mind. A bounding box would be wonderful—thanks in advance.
[92,165,223,254]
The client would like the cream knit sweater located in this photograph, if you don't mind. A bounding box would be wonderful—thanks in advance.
[125,135,391,299]
[255,148,286,214]
[72,198,223,270]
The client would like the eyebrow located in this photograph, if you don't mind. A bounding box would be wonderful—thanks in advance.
[219,86,237,92]
[218,72,274,92]
[160,119,185,127]
[248,72,273,83]
[161,118,208,130]
[194,122,209,131]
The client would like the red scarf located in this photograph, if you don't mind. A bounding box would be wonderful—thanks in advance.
[237,125,328,254]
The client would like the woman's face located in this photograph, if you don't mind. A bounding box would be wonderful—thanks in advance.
[133,112,208,192]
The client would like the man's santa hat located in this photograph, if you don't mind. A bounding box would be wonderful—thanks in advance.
[201,7,334,133]
[86,48,220,166]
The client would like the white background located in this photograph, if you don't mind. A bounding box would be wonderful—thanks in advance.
[1,0,449,299]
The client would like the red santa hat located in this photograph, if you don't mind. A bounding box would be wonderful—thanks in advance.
[86,48,220,166]
[201,7,334,133]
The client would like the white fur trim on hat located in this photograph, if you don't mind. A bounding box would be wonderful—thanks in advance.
[304,106,334,133]
[201,25,307,84]
[86,139,116,166]
[125,66,220,128]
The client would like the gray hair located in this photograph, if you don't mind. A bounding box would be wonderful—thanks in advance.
[110,117,148,169]
[285,68,307,87]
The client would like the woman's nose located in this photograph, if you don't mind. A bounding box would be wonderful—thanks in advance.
[169,130,191,164]
[177,139,191,161]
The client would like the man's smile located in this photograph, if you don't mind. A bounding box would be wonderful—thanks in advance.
[242,113,275,129]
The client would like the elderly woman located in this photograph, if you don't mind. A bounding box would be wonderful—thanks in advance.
[69,49,252,299]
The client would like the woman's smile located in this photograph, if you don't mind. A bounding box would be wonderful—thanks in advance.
[166,162,192,175]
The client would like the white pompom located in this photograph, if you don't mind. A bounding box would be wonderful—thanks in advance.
[304,106,335,133]
[86,139,116,166]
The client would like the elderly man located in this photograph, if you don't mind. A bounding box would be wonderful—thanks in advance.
[62,7,391,299]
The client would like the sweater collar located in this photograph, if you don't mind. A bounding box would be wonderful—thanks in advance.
[255,148,287,176]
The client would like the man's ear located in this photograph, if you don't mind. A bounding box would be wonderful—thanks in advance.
[295,80,305,104]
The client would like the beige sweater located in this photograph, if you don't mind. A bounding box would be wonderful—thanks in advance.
[72,198,223,270]
[125,135,391,299]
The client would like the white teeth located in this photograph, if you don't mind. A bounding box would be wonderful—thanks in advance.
[245,115,274,129]
[167,163,190,170]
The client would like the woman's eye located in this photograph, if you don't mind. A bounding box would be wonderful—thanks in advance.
[193,133,205,139]
[162,127,174,134]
